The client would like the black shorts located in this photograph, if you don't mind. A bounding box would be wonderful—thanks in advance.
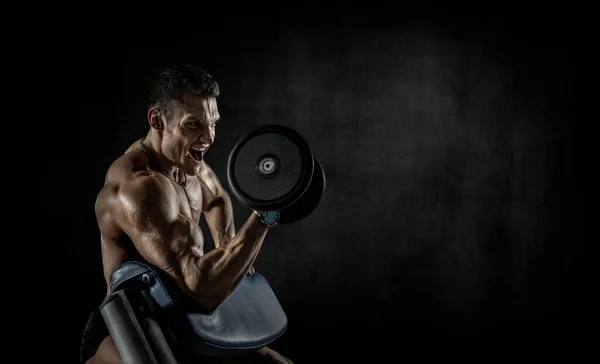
[80,307,109,363]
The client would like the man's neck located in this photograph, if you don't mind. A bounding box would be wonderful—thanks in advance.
[143,132,186,185]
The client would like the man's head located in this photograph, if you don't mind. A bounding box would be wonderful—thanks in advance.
[147,64,220,175]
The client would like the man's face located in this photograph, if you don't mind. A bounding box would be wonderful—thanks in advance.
[159,94,219,175]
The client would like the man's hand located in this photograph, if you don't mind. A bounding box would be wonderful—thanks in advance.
[247,266,255,275]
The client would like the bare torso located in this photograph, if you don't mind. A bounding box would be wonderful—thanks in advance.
[90,139,293,363]
[98,138,208,293]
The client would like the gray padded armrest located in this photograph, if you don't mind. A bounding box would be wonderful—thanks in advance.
[109,261,287,357]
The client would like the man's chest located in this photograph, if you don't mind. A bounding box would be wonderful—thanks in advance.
[174,177,204,223]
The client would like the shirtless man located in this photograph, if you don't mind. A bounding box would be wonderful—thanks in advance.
[80,65,292,364]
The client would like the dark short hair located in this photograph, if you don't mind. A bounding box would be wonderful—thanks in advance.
[148,64,220,118]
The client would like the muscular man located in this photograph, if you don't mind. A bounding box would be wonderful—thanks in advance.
[80,65,292,364]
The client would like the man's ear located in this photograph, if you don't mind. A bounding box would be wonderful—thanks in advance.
[147,107,165,131]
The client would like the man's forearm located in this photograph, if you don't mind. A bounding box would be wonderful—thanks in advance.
[191,213,268,310]
[205,197,235,249]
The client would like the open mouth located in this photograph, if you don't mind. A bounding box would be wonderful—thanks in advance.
[188,146,206,163]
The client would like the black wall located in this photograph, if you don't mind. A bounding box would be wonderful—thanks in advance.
[69,11,579,362]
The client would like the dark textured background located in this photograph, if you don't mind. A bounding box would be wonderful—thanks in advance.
[68,10,580,362]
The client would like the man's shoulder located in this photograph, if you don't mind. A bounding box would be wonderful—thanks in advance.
[120,171,175,201]
[98,153,173,209]
[105,147,148,179]
[103,147,165,189]
[96,170,177,224]
[105,169,173,200]
[197,161,218,181]
[197,161,225,195]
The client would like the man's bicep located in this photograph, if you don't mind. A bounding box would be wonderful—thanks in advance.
[118,176,190,273]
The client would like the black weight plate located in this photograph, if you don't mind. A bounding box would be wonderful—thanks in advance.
[227,125,314,211]
[279,157,326,224]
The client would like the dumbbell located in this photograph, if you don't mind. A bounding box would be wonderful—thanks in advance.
[226,124,326,224]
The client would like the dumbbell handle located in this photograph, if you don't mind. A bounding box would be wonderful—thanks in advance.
[253,210,280,227]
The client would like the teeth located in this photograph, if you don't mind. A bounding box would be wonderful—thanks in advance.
[191,147,206,152]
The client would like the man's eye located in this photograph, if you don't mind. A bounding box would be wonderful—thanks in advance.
[188,122,200,128]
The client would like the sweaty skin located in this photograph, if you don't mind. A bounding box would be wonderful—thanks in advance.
[87,94,292,364]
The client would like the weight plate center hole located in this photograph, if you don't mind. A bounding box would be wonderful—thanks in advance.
[257,155,279,176]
